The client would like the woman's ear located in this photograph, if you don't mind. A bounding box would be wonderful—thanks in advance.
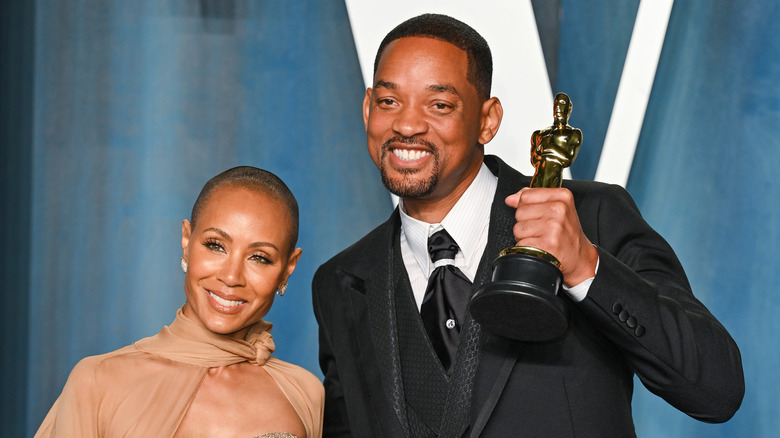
[283,247,303,284]
[181,219,192,260]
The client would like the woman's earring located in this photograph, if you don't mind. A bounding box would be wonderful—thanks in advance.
[181,257,188,274]
[276,283,288,296]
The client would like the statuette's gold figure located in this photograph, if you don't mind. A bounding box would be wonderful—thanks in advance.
[471,92,583,342]
[530,92,582,188]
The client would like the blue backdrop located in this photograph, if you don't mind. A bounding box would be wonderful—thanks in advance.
[1,0,777,436]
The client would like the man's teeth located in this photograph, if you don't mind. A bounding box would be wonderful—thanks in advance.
[393,149,430,161]
[208,291,244,307]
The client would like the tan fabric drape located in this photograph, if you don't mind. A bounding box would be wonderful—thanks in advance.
[35,309,324,438]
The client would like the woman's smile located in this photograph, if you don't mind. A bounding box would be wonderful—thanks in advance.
[206,289,247,312]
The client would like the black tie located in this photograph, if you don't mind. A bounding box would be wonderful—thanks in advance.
[420,229,472,371]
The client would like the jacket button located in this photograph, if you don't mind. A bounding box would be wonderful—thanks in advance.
[618,310,629,322]
[634,325,646,337]
[612,303,622,314]
[626,316,637,328]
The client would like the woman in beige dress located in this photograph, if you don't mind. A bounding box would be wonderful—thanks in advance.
[36,166,324,438]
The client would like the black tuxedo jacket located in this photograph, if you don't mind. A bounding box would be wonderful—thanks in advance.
[312,156,743,437]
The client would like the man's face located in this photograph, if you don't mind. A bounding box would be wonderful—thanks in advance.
[363,36,490,204]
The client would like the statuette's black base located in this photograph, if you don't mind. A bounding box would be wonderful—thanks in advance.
[470,252,568,342]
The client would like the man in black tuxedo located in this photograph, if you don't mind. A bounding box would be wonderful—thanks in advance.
[312,13,744,437]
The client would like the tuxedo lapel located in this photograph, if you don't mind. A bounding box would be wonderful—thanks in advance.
[469,156,531,436]
[330,210,412,436]
[350,211,413,435]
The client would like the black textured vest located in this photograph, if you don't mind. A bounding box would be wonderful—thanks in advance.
[392,236,485,437]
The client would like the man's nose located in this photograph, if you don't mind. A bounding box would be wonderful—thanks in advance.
[392,105,428,138]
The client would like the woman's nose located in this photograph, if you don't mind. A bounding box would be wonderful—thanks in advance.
[217,255,245,287]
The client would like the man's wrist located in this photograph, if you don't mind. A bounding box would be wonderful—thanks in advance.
[562,251,599,302]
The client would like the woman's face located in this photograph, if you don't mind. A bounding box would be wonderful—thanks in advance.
[180,184,301,339]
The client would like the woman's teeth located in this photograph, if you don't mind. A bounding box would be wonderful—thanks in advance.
[208,291,244,307]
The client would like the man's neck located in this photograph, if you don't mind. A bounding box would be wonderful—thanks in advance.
[402,191,462,224]
[400,160,485,223]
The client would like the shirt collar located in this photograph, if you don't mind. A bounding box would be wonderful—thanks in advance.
[400,163,497,272]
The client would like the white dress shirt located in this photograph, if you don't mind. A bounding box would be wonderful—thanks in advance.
[399,162,595,310]
[399,164,496,310]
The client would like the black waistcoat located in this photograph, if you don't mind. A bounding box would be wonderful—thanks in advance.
[392,235,485,438]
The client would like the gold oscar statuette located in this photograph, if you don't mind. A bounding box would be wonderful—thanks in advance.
[469,92,582,342]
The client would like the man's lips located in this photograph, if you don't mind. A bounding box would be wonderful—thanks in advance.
[391,148,432,161]
[382,136,436,162]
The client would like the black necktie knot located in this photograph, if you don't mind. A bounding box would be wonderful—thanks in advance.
[428,229,459,262]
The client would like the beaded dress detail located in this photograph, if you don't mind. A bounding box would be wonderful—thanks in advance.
[251,434,297,438]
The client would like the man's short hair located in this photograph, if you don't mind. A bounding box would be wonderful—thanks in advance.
[373,13,493,101]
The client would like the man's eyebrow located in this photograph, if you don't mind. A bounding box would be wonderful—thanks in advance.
[374,80,396,90]
[427,84,459,95]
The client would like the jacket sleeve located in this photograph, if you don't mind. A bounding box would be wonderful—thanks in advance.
[312,265,354,437]
[575,183,744,422]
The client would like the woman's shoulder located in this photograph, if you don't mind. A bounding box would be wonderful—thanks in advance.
[68,342,200,391]
[68,345,144,381]
[50,344,153,413]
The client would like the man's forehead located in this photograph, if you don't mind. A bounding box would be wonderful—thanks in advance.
[379,36,465,65]
[376,40,467,78]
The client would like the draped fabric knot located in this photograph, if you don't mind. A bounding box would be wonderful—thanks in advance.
[138,308,276,368]
[246,321,275,365]
[420,229,472,371]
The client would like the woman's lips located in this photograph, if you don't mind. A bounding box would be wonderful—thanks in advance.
[207,290,246,312]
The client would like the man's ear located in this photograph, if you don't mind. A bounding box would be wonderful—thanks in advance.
[478,97,504,145]
[362,88,373,129]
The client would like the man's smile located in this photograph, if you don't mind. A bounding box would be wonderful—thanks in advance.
[392,148,432,161]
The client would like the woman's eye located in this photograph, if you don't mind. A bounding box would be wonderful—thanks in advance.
[204,240,224,252]
[250,254,271,264]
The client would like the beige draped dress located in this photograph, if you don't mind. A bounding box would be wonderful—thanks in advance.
[35,309,324,437]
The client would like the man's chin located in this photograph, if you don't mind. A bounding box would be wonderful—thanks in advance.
[381,174,436,199]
